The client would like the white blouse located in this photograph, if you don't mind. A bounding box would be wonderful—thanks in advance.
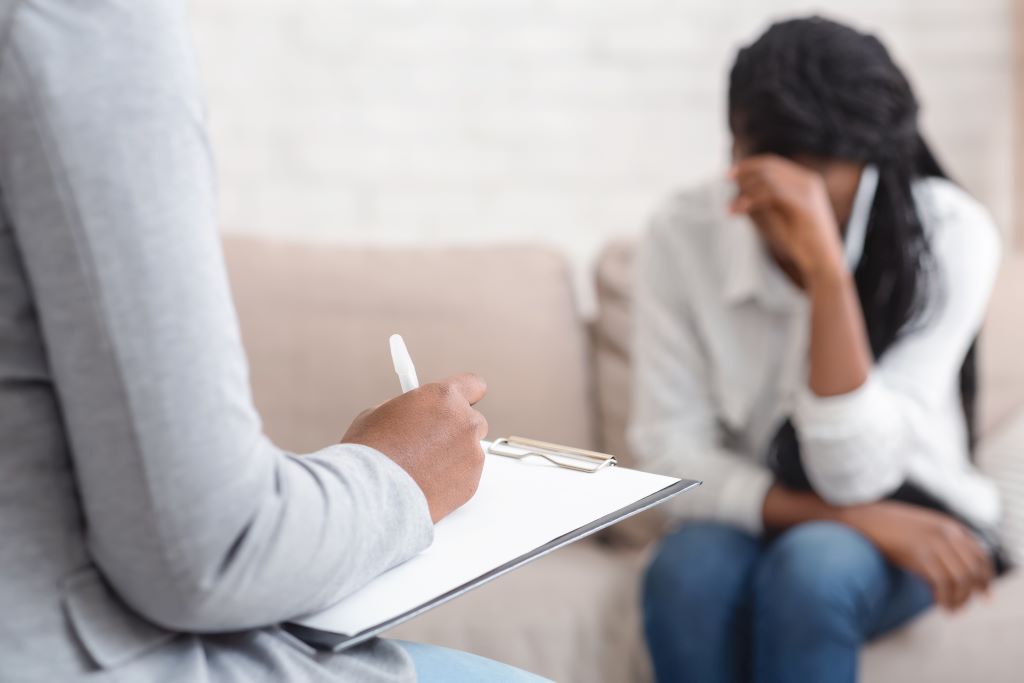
[628,174,1002,536]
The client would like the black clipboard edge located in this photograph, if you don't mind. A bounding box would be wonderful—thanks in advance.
[283,476,702,652]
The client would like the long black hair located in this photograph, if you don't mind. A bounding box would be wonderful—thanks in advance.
[728,16,979,450]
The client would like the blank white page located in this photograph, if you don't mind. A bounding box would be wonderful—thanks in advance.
[294,448,681,636]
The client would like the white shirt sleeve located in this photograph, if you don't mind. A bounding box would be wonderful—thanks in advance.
[628,213,774,535]
[794,183,1002,505]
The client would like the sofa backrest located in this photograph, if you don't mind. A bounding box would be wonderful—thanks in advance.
[980,252,1024,434]
[593,240,1024,460]
[224,237,597,454]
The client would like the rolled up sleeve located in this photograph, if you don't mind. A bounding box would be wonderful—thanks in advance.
[793,375,908,504]
[793,183,1001,505]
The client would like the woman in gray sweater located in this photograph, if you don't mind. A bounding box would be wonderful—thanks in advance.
[0,1,546,681]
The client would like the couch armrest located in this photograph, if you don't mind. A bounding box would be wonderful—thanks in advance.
[976,405,1024,565]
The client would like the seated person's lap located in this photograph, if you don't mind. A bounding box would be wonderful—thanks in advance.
[398,641,553,683]
[645,521,933,638]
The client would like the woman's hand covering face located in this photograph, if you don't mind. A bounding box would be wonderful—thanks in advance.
[729,154,848,288]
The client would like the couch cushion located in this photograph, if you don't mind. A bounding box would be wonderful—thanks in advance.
[979,252,1024,435]
[224,237,596,453]
[593,241,636,465]
[977,406,1024,565]
[592,241,669,546]
[861,570,1024,681]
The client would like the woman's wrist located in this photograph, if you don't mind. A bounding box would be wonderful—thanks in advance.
[803,257,853,296]
[803,255,872,396]
[762,483,848,530]
[833,503,862,529]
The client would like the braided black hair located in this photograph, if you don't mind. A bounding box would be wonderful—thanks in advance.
[728,16,979,453]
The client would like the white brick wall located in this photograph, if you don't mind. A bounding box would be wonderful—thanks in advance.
[187,0,1014,311]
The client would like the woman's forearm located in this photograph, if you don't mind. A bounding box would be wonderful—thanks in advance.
[762,483,847,530]
[806,267,873,397]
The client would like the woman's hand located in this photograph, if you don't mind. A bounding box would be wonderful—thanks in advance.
[839,501,994,611]
[732,154,873,396]
[729,154,847,287]
[342,374,489,523]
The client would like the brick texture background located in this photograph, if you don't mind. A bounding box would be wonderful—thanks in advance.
[187,0,1014,310]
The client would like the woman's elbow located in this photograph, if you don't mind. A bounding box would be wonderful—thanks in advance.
[802,444,907,507]
[132,593,216,634]
[93,547,266,634]
[123,578,268,633]
[814,481,890,507]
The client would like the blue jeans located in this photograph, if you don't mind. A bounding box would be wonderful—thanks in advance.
[642,521,934,683]
[398,641,552,682]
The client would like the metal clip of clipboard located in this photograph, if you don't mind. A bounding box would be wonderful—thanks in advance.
[487,436,617,473]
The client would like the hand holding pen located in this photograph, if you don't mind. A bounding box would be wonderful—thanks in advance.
[340,334,489,523]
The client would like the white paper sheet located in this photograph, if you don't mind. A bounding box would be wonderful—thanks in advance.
[294,449,682,636]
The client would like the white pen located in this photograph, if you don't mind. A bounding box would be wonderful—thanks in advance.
[389,334,420,393]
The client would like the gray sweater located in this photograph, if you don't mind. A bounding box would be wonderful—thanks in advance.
[0,1,432,680]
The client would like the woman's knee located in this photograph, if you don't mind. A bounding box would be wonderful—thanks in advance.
[753,521,885,618]
[643,522,760,614]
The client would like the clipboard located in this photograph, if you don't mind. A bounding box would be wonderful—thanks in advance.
[284,439,700,652]
[487,436,618,473]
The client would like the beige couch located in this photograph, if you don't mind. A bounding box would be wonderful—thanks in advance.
[225,236,1024,682]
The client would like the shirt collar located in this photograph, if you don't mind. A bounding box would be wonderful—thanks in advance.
[843,164,879,271]
[721,164,879,310]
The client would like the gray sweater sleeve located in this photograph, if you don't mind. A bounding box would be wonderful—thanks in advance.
[0,0,433,632]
